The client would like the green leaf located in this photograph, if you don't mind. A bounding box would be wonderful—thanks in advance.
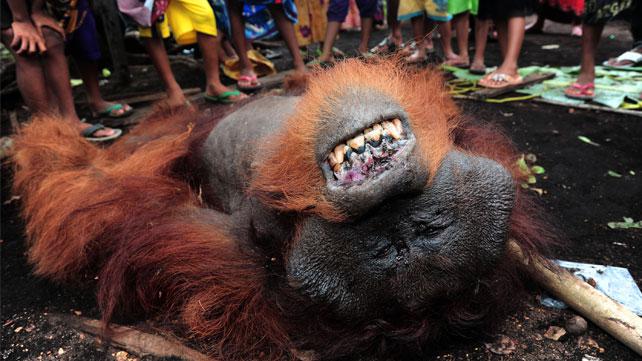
[521,183,529,189]
[531,165,545,174]
[70,79,83,87]
[516,155,529,174]
[102,68,112,78]
[607,170,623,178]
[607,217,642,229]
[578,136,600,146]
[527,175,537,184]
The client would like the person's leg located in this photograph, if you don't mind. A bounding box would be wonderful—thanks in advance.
[226,0,254,77]
[497,16,525,75]
[320,0,348,61]
[268,4,306,72]
[1,28,49,113]
[39,28,117,136]
[453,11,470,61]
[355,0,376,54]
[387,0,401,45]
[576,23,604,84]
[70,1,132,117]
[470,17,489,72]
[405,15,426,62]
[439,20,457,61]
[495,18,508,58]
[39,29,81,122]
[142,36,187,107]
[197,32,247,99]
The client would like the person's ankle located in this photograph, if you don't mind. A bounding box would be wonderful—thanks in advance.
[577,73,595,84]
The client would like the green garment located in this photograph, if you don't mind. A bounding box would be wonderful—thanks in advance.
[448,0,478,15]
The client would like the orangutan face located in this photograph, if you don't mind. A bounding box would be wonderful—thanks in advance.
[286,88,515,319]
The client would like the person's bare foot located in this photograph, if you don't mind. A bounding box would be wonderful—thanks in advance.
[445,54,470,67]
[469,59,486,74]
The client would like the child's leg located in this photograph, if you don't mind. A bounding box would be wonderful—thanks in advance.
[495,19,508,58]
[70,1,132,116]
[197,32,246,99]
[355,0,376,54]
[320,0,349,61]
[577,23,604,84]
[142,37,187,107]
[453,11,470,60]
[471,18,490,70]
[495,16,525,76]
[387,0,401,44]
[438,21,456,60]
[226,0,254,76]
[1,28,49,113]
[268,4,306,72]
[39,28,81,122]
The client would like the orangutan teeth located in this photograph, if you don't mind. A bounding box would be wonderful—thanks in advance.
[327,119,408,184]
[348,134,366,154]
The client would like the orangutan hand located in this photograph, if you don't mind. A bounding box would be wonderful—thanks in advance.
[10,20,47,54]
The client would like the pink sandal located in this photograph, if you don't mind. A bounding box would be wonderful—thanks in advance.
[237,74,263,91]
[564,82,595,100]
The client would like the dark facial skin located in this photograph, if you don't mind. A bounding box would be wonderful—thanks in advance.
[287,151,515,319]
[201,90,515,321]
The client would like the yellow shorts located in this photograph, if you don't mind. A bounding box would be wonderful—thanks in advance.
[398,0,452,21]
[139,0,217,45]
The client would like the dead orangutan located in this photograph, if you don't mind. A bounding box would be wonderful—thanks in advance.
[12,60,552,360]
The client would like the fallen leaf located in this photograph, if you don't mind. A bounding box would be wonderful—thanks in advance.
[578,336,600,351]
[58,348,65,355]
[14,326,23,333]
[543,326,567,341]
[578,136,600,146]
[527,175,537,184]
[607,170,622,178]
[485,334,516,355]
[629,170,636,175]
[607,217,642,229]
[530,187,544,196]
[531,165,545,174]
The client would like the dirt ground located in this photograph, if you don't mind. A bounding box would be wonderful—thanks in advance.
[1,19,641,361]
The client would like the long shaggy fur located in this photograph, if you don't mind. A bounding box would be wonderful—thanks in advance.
[12,61,554,360]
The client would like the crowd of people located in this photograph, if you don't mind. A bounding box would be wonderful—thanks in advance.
[1,0,640,142]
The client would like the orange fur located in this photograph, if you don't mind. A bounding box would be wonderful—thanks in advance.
[250,59,459,220]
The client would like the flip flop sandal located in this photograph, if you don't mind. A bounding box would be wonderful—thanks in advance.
[478,72,523,89]
[369,36,398,55]
[237,74,263,91]
[564,82,595,100]
[81,123,122,143]
[405,49,427,64]
[602,49,642,68]
[203,90,245,104]
[469,65,487,75]
[306,58,334,69]
[445,59,470,68]
[93,103,133,119]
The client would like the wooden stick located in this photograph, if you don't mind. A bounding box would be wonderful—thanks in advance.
[47,314,212,361]
[508,240,642,356]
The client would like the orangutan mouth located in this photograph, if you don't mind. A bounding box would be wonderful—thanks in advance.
[327,119,409,185]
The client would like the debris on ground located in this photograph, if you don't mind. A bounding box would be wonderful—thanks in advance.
[485,334,517,355]
[544,326,567,341]
[566,316,588,335]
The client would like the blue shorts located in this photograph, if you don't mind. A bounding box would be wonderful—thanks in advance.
[66,0,102,61]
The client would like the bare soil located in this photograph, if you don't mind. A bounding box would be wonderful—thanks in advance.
[2,20,640,361]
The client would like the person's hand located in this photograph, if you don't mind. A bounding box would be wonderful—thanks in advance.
[31,12,65,39]
[10,20,47,54]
